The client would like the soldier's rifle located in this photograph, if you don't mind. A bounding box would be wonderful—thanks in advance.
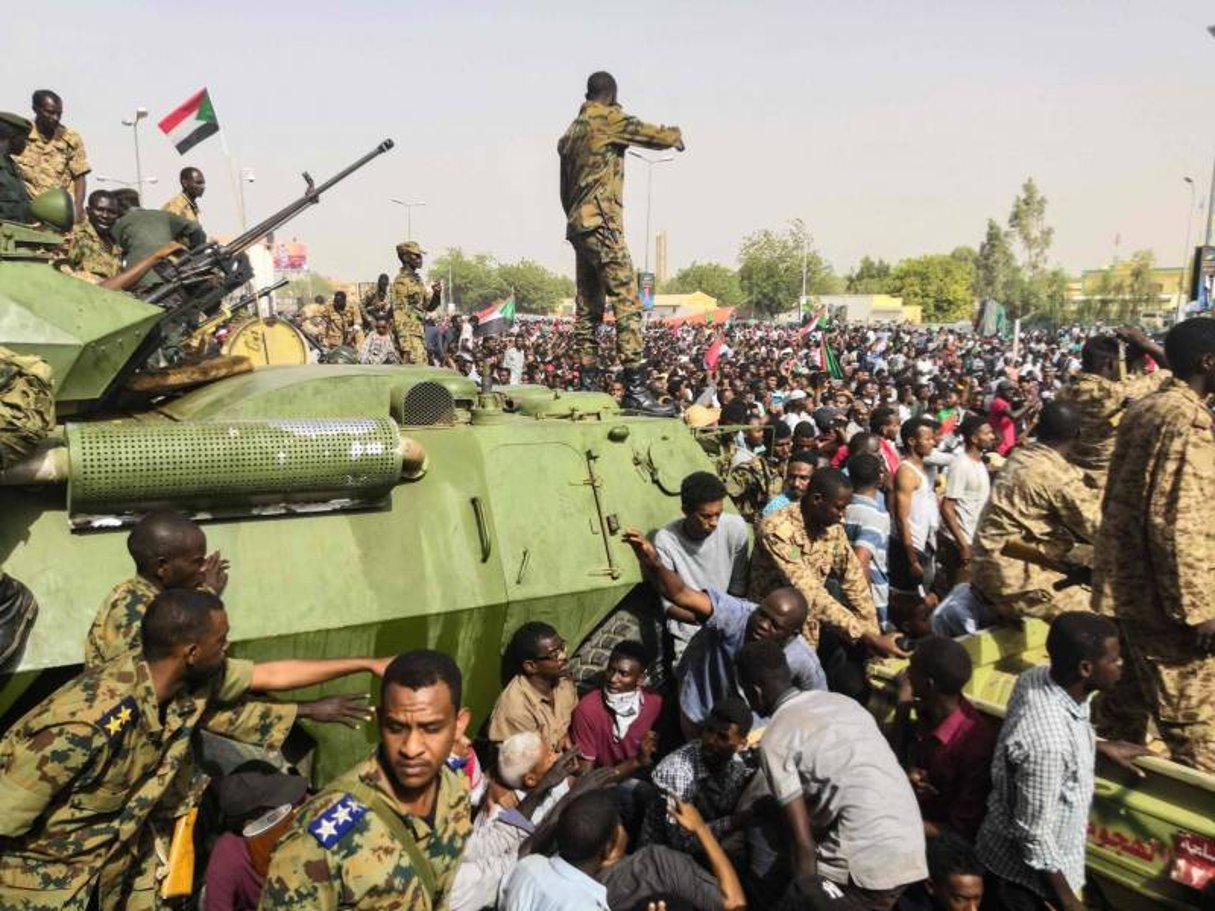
[94,140,395,409]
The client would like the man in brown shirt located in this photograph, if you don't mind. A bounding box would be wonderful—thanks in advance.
[487,621,577,751]
[14,89,89,222]
[161,167,205,223]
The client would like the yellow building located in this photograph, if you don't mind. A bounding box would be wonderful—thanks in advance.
[556,290,718,319]
[1068,264,1185,326]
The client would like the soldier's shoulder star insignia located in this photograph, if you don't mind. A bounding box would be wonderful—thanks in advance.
[309,794,368,849]
[97,696,139,739]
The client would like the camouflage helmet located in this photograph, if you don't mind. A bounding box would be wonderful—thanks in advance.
[396,240,426,258]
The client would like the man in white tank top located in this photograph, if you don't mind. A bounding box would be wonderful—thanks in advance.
[890,417,941,593]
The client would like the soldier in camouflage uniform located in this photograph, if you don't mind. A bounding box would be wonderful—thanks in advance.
[13,90,89,221]
[320,291,365,350]
[970,401,1101,623]
[59,189,122,284]
[260,650,473,911]
[1092,318,1215,773]
[750,469,905,662]
[725,449,778,525]
[391,241,442,365]
[362,273,394,328]
[1054,327,1170,489]
[0,112,33,223]
[558,71,683,415]
[0,589,387,911]
[160,167,204,223]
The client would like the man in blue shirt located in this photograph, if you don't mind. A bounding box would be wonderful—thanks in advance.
[761,449,815,519]
[624,528,826,736]
[843,452,890,625]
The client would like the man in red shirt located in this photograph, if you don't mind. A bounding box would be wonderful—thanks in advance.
[571,640,663,776]
[891,636,998,840]
[989,381,1037,456]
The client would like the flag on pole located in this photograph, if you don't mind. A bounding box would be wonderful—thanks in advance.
[819,335,844,379]
[474,294,516,337]
[158,89,220,155]
[798,304,829,339]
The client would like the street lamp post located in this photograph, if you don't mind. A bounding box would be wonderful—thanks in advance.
[95,174,158,189]
[239,168,255,231]
[627,150,675,273]
[120,107,149,198]
[388,198,427,240]
[1179,177,1197,321]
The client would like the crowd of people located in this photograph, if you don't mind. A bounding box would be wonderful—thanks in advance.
[0,313,1211,911]
[2,78,1214,911]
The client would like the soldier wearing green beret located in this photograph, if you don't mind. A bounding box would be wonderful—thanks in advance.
[0,112,33,223]
[391,241,442,365]
[558,71,684,416]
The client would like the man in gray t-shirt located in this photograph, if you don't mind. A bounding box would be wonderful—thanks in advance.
[738,641,927,910]
[652,472,750,662]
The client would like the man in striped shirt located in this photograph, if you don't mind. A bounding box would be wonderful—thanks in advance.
[843,453,890,626]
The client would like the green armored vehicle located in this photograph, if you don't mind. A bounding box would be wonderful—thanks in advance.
[1,153,1213,909]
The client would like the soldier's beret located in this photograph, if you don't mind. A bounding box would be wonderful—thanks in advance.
[396,240,426,257]
[0,112,32,134]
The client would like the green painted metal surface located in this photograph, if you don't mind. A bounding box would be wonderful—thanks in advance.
[0,261,161,404]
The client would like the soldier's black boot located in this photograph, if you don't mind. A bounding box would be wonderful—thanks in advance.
[578,364,602,392]
[622,365,677,417]
[0,574,38,667]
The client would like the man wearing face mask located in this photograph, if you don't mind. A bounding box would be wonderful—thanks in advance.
[0,589,390,911]
[624,528,825,735]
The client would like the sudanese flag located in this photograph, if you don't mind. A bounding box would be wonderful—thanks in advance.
[158,89,220,155]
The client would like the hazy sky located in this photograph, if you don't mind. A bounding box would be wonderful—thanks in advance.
[17,1,1215,283]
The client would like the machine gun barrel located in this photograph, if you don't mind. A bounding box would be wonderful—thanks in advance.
[226,138,395,255]
[142,139,395,307]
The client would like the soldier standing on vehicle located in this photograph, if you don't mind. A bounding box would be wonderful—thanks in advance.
[260,650,473,911]
[161,167,205,224]
[14,90,89,223]
[1092,317,1215,773]
[60,189,123,283]
[391,241,442,365]
[0,112,33,223]
[558,71,684,416]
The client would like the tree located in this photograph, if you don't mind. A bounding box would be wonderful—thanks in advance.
[283,272,334,309]
[661,261,744,307]
[736,220,838,317]
[889,254,976,323]
[1124,249,1159,322]
[496,259,574,314]
[1009,178,1054,276]
[974,219,1021,309]
[845,256,893,294]
[428,248,506,311]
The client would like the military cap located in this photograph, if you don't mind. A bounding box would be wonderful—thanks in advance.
[0,112,32,133]
[396,240,426,257]
[219,768,308,818]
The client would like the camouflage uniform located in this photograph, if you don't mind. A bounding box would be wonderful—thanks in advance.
[259,754,471,910]
[81,576,299,909]
[969,442,1101,622]
[0,153,30,222]
[60,218,121,284]
[0,654,292,911]
[724,451,778,525]
[1092,378,1215,772]
[1054,369,1169,487]
[0,346,55,469]
[361,289,393,328]
[749,502,878,649]
[322,302,365,350]
[160,192,199,223]
[557,100,681,368]
[391,267,431,365]
[14,123,89,199]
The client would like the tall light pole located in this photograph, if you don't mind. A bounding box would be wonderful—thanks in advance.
[120,107,149,198]
[1205,27,1215,247]
[388,198,427,240]
[95,174,158,189]
[239,168,255,230]
[627,150,675,273]
[1179,176,1197,321]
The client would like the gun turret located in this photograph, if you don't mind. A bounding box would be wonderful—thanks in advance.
[95,139,395,406]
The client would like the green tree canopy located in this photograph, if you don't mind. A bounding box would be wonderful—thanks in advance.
[845,256,894,294]
[736,220,838,317]
[428,248,572,313]
[975,219,1021,308]
[889,253,976,323]
[661,261,744,307]
[283,272,335,309]
[1009,177,1054,277]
